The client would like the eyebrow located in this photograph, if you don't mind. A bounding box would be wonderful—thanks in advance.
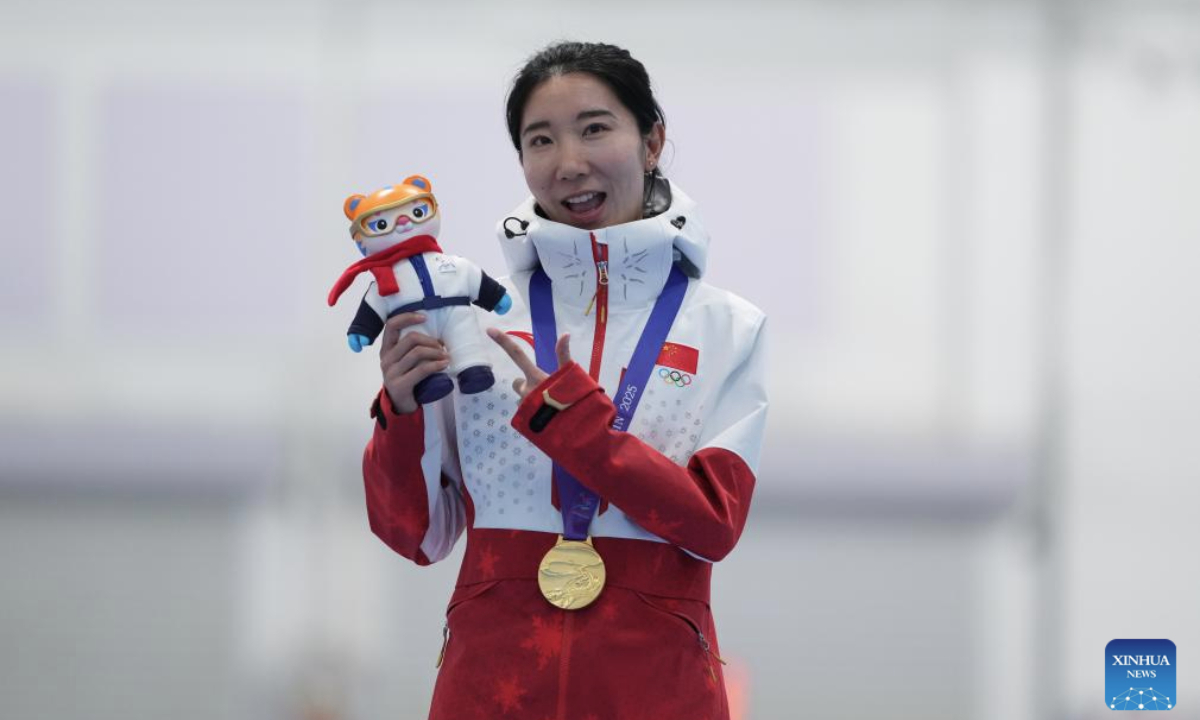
[521,108,618,137]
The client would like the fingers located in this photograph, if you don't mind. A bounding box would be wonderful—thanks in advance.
[380,312,427,350]
[554,333,571,370]
[376,314,449,414]
[381,327,444,370]
[487,327,540,379]
[383,354,451,415]
[390,343,449,377]
[384,355,450,391]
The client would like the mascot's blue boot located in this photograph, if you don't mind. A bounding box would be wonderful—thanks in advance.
[457,366,495,394]
[414,372,454,404]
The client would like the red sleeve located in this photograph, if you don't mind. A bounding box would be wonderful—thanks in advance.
[362,389,459,566]
[511,363,756,562]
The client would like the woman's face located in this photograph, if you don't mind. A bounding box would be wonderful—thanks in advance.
[518,73,664,230]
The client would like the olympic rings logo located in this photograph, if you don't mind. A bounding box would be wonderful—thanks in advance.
[658,368,693,387]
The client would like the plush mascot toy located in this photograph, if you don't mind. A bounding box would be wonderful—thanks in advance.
[327,175,512,404]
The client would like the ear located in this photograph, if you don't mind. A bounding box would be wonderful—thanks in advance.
[343,194,366,220]
[402,174,432,192]
[643,122,666,172]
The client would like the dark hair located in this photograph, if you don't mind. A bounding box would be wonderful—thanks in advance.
[505,41,666,155]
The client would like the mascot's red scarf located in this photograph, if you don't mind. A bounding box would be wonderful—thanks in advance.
[327,235,442,306]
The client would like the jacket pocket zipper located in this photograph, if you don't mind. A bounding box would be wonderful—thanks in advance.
[696,628,728,682]
[435,580,498,668]
[435,622,450,668]
[635,591,728,681]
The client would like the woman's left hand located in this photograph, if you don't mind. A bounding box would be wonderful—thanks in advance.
[486,327,571,399]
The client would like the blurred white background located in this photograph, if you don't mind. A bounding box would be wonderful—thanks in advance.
[2,0,1198,718]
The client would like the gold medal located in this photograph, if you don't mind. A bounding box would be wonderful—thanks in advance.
[537,536,606,610]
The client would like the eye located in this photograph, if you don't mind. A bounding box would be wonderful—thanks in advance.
[373,218,388,232]
[412,203,430,220]
[583,122,610,136]
[528,135,551,148]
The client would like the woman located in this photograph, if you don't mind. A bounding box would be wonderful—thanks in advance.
[362,41,768,719]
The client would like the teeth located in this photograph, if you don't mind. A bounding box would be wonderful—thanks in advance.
[565,192,597,205]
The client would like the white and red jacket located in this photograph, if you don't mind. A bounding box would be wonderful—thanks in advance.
[362,183,768,720]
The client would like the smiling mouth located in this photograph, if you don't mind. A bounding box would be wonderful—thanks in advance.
[562,191,606,215]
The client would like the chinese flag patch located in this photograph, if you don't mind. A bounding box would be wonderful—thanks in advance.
[656,342,698,373]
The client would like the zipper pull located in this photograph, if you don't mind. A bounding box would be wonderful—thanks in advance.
[584,292,597,317]
[697,631,727,682]
[597,260,609,286]
[436,623,450,668]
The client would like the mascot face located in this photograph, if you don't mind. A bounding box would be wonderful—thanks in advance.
[344,175,441,256]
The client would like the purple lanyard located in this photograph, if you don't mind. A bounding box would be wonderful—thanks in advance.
[530,263,689,541]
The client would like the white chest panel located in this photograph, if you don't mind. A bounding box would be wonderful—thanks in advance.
[449,277,725,543]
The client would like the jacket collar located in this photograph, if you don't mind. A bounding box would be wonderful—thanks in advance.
[495,181,709,310]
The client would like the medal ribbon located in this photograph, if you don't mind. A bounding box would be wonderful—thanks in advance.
[530,263,689,541]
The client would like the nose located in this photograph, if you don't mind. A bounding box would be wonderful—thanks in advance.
[556,138,589,181]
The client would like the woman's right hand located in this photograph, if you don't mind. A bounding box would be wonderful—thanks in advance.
[379,312,450,415]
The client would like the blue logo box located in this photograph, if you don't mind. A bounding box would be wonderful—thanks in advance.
[1107,639,1176,711]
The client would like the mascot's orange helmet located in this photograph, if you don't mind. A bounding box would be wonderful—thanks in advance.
[343,175,437,236]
